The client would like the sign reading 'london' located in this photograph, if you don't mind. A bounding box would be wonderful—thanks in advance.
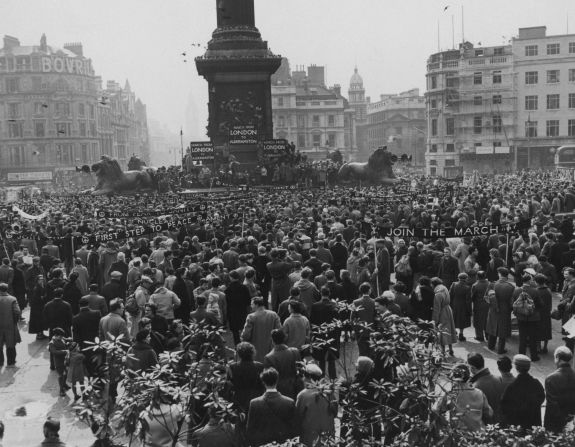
[229,125,258,145]
[189,142,215,161]
[41,56,94,75]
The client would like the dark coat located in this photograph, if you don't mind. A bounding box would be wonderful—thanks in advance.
[471,368,506,424]
[63,281,83,315]
[537,285,553,341]
[43,298,73,336]
[449,281,472,329]
[246,391,297,446]
[544,364,575,432]
[28,284,47,334]
[101,279,126,306]
[489,279,515,338]
[172,277,191,324]
[126,341,158,372]
[438,255,460,288]
[72,308,101,349]
[225,281,252,331]
[310,299,341,361]
[227,360,264,412]
[410,284,434,321]
[500,372,545,429]
[263,345,301,399]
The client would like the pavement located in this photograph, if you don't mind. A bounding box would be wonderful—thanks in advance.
[0,293,568,447]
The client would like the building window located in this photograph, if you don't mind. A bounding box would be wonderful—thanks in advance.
[494,47,504,56]
[475,49,484,57]
[312,115,320,126]
[298,134,306,147]
[445,118,454,135]
[525,120,538,137]
[7,103,21,118]
[328,133,336,147]
[6,78,19,92]
[473,72,482,85]
[547,43,560,55]
[525,95,538,110]
[312,133,321,147]
[429,159,437,166]
[492,115,502,133]
[493,95,502,105]
[277,97,284,107]
[56,144,74,164]
[473,96,482,106]
[430,99,437,109]
[569,69,575,82]
[430,144,437,153]
[473,116,482,134]
[569,93,575,108]
[56,122,71,136]
[547,94,560,109]
[56,102,70,116]
[34,121,45,137]
[431,76,437,89]
[9,146,24,165]
[90,122,96,136]
[492,70,502,84]
[525,45,538,56]
[547,70,560,83]
[278,116,285,127]
[546,120,559,137]
[446,74,457,88]
[525,71,538,84]
[570,42,575,53]
[328,115,335,126]
[8,122,23,138]
[79,121,87,137]
[494,141,502,147]
[78,103,85,117]
[569,119,575,137]
[445,159,456,167]
[34,102,48,114]
[446,143,455,152]
[81,144,89,162]
[297,115,305,128]
[431,119,437,136]
[430,167,437,175]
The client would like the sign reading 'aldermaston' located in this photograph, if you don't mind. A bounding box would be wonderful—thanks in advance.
[229,125,258,145]
[189,142,214,161]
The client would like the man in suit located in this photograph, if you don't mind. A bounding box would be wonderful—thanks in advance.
[241,296,281,362]
[544,346,575,433]
[263,329,301,399]
[107,253,129,291]
[352,282,376,356]
[488,267,515,354]
[267,249,292,312]
[324,270,343,301]
[0,282,21,367]
[98,298,130,343]
[246,367,297,447]
[72,296,102,375]
[82,284,108,317]
[225,270,252,345]
[101,271,126,307]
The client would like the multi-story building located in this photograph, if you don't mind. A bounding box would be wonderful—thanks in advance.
[425,26,575,176]
[425,43,515,177]
[0,34,149,184]
[363,88,426,167]
[271,59,357,159]
[513,26,575,169]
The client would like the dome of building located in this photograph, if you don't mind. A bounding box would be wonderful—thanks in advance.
[349,67,363,87]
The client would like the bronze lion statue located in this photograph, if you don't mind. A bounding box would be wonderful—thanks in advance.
[338,146,398,184]
[82,156,158,195]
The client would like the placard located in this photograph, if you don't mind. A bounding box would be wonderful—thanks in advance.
[229,125,258,145]
[189,142,214,161]
[262,139,287,157]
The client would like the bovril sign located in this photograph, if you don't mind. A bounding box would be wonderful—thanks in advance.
[41,56,94,76]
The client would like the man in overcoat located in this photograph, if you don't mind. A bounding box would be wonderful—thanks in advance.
[544,346,575,432]
[487,267,515,354]
[241,296,281,362]
[0,282,21,366]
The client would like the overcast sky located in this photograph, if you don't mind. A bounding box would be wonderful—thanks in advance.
[1,0,573,140]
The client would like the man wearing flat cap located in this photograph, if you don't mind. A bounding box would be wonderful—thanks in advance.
[500,354,545,429]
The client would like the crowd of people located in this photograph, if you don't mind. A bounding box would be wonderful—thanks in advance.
[1,169,575,445]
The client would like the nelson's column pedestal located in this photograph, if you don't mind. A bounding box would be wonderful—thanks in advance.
[195,0,281,166]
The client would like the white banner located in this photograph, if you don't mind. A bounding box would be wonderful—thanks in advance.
[12,205,49,220]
